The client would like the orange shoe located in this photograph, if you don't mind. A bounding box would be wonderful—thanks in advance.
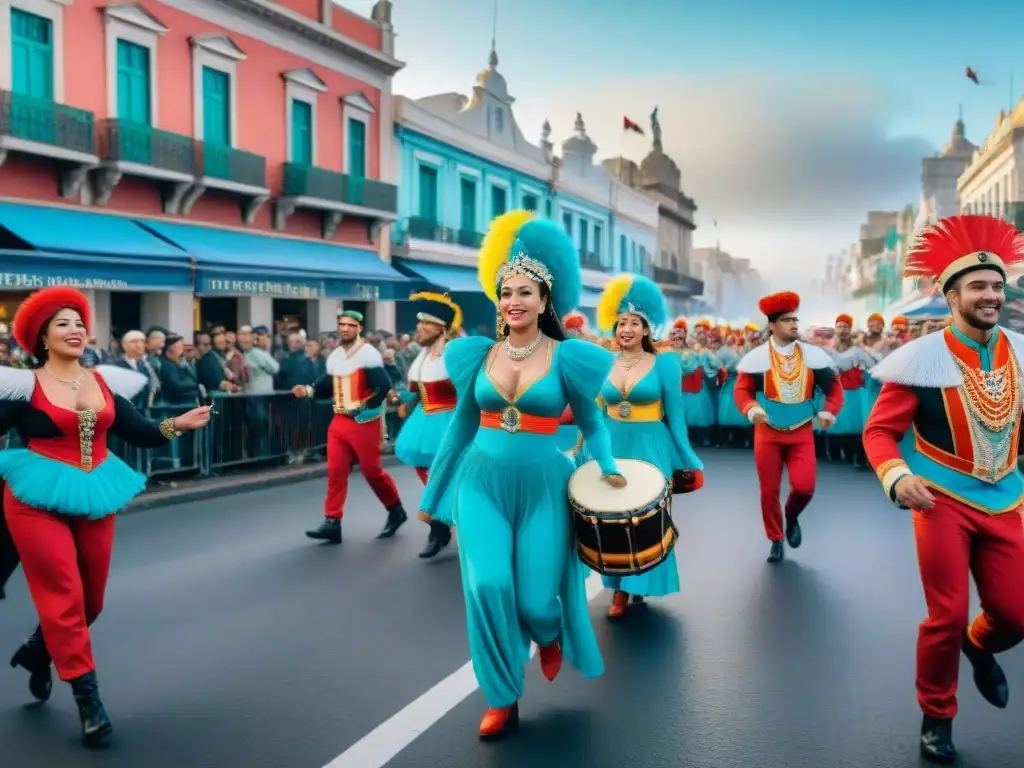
[539,639,562,682]
[479,703,519,739]
[607,590,629,619]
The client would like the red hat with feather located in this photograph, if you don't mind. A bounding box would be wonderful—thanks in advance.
[12,286,91,356]
[904,214,1024,293]
[757,291,800,320]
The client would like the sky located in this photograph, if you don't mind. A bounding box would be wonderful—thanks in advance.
[339,0,1024,291]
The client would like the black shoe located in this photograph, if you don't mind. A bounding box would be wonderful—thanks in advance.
[10,624,52,702]
[418,521,451,559]
[306,518,342,544]
[920,715,956,764]
[767,541,784,563]
[70,671,113,746]
[962,630,1009,708]
[377,504,408,539]
[785,517,802,549]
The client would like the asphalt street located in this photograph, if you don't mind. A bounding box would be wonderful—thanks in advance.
[1,449,1022,768]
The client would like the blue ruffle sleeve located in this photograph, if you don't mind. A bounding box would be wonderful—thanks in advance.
[419,336,492,518]
[558,339,619,477]
[656,352,703,471]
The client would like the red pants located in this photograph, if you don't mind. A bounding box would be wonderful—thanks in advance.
[913,493,1024,718]
[753,422,816,541]
[324,414,400,518]
[3,487,115,681]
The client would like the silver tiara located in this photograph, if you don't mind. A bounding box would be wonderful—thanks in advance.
[620,301,651,325]
[497,249,553,290]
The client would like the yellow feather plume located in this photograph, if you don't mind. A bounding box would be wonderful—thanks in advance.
[408,291,463,332]
[595,273,635,332]
[477,210,536,303]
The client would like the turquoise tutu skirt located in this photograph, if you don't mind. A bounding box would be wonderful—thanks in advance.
[395,406,454,468]
[831,385,864,435]
[717,376,747,427]
[0,450,146,518]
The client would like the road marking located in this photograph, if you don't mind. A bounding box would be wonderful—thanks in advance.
[322,577,605,768]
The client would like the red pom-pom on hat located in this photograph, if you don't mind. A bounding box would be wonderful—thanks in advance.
[757,291,800,318]
[12,286,91,355]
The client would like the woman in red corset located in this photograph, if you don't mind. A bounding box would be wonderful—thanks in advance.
[0,287,210,746]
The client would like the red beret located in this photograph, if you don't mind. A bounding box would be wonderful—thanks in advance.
[12,286,91,355]
[757,291,800,318]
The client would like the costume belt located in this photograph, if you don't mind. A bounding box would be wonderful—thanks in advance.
[420,379,457,413]
[479,407,559,435]
[606,401,663,422]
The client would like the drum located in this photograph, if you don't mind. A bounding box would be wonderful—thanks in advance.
[568,459,676,577]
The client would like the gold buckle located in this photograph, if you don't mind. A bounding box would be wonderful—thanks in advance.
[499,405,522,433]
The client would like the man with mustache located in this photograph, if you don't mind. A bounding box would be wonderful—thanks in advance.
[864,214,1024,764]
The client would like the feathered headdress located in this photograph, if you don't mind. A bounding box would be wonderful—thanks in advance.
[563,311,588,332]
[694,317,712,330]
[478,210,581,317]
[757,291,800,319]
[13,286,91,355]
[903,214,1024,292]
[408,291,463,332]
[867,312,884,324]
[835,313,854,327]
[595,273,668,333]
[673,317,688,331]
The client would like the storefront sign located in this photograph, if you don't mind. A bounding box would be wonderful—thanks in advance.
[199,276,326,298]
[351,283,380,301]
[0,272,131,290]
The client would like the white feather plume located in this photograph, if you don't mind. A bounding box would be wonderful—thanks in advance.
[870,332,961,387]
[0,367,35,401]
[95,365,148,400]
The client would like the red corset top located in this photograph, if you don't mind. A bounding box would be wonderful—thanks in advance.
[27,375,115,471]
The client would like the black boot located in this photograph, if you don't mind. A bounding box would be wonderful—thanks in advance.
[920,715,956,764]
[767,540,784,563]
[785,516,802,549]
[306,517,342,543]
[9,623,52,701]
[377,504,408,539]
[418,520,452,559]
[70,671,112,746]
[962,629,1009,708]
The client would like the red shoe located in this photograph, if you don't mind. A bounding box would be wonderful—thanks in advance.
[479,703,519,739]
[607,590,629,619]
[539,639,562,681]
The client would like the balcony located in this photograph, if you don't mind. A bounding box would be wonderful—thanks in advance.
[93,119,197,213]
[579,250,606,272]
[181,143,271,225]
[653,265,704,296]
[275,163,398,241]
[0,90,99,198]
[403,217,483,248]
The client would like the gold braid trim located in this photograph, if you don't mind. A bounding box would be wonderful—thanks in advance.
[159,418,182,441]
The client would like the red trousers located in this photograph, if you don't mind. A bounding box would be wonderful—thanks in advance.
[753,422,816,541]
[324,414,400,518]
[913,492,1024,718]
[3,487,115,681]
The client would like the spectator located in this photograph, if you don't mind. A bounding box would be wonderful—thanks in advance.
[116,330,160,409]
[224,330,251,390]
[238,325,279,394]
[197,329,238,394]
[277,332,318,390]
[145,327,167,375]
[159,334,201,405]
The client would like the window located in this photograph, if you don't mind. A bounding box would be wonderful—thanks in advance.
[201,66,230,146]
[593,224,603,257]
[620,234,627,269]
[116,39,151,124]
[11,9,53,100]
[347,117,366,178]
[522,193,538,212]
[578,219,588,254]
[545,198,553,217]
[493,107,504,133]
[460,177,476,232]
[417,164,438,220]
[490,185,507,218]
[290,99,312,164]
[563,212,572,234]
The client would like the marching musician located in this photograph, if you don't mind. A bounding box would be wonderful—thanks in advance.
[863,214,1024,764]
[392,292,461,559]
[418,210,623,739]
[579,274,703,619]
[733,292,843,563]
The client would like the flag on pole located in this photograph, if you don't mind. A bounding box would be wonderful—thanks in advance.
[623,116,644,135]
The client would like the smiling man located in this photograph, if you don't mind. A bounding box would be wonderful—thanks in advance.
[863,215,1024,764]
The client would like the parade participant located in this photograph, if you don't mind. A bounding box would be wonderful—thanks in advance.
[828,314,875,468]
[0,287,211,745]
[294,309,409,544]
[734,292,843,563]
[583,273,703,618]
[393,292,461,559]
[863,214,1024,764]
[417,210,623,739]
[716,332,747,447]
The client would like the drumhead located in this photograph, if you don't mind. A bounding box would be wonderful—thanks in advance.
[568,459,666,513]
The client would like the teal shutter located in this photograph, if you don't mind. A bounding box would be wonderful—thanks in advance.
[290,99,312,164]
[522,193,537,212]
[10,9,53,100]
[202,67,230,145]
[490,186,507,218]
[417,164,438,220]
[116,39,151,124]
[347,117,366,178]
[459,177,476,231]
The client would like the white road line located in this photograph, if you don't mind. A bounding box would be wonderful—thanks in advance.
[322,577,605,768]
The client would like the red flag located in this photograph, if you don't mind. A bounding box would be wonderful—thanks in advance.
[966,66,980,85]
[623,116,644,135]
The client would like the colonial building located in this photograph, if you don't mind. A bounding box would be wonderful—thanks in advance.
[0,0,409,342]
[690,246,765,321]
[958,101,1024,226]
[390,45,658,332]
[923,112,974,218]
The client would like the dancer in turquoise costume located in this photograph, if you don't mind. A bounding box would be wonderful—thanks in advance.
[554,311,589,453]
[716,337,747,444]
[579,273,704,619]
[828,313,875,468]
[418,210,625,740]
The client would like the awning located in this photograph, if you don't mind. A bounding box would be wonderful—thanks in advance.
[902,296,950,319]
[393,258,481,293]
[138,220,412,301]
[0,202,193,291]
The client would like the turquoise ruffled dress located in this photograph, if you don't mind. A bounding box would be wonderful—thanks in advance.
[716,347,747,427]
[680,350,714,427]
[830,346,874,436]
[420,336,616,708]
[577,353,702,597]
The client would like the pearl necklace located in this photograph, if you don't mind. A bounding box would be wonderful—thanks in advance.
[503,331,544,361]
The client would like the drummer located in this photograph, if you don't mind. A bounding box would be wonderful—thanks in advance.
[578,274,704,618]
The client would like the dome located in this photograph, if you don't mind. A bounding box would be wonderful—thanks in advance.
[561,112,597,156]
[474,48,511,102]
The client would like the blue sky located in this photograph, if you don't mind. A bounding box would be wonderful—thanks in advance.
[340,0,1023,296]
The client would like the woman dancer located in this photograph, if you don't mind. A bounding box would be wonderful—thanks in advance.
[0,287,210,745]
[580,274,703,618]
[418,210,624,739]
